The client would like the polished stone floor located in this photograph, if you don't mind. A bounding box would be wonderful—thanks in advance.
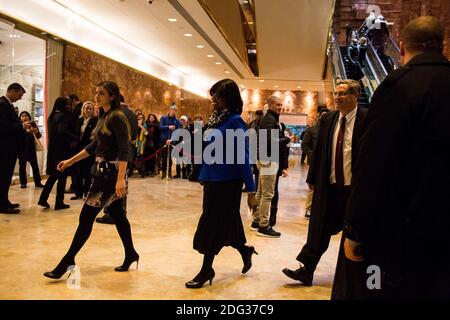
[1,161,341,300]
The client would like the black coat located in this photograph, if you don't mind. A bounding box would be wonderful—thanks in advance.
[46,111,78,175]
[0,96,24,156]
[20,130,42,161]
[76,116,98,150]
[306,108,367,252]
[343,53,450,299]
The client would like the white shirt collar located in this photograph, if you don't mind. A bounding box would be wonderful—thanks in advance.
[339,106,358,122]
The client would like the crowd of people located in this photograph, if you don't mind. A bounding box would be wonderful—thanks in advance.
[1,16,449,299]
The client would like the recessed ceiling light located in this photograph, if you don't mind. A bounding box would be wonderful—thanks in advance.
[207,54,214,58]
[196,45,204,48]
[297,86,302,89]
[184,33,192,37]
[168,18,177,22]
[225,70,230,74]
[8,34,22,38]
[274,85,279,88]
[259,79,264,82]
[215,62,221,65]
[247,21,254,25]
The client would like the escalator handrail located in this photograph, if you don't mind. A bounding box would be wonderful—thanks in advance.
[336,40,347,80]
[368,40,388,79]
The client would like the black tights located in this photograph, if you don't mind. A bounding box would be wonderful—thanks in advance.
[198,244,248,275]
[62,198,136,263]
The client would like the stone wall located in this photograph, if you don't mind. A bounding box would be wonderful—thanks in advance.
[61,45,212,121]
[333,0,450,59]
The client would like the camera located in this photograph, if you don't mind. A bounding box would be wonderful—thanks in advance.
[30,121,37,128]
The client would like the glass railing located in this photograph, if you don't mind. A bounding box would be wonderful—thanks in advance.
[329,33,347,86]
[366,41,388,82]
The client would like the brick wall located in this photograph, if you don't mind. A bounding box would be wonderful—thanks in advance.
[333,0,450,59]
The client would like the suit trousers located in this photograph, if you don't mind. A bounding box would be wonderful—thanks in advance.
[0,154,17,209]
[297,184,350,271]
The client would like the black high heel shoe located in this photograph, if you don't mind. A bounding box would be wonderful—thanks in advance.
[115,253,139,272]
[185,269,215,289]
[44,257,76,279]
[242,246,258,274]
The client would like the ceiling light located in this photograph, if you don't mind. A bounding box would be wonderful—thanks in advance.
[247,22,254,25]
[168,18,177,22]
[8,34,22,38]
[196,45,204,48]
[184,33,192,37]
[297,86,302,89]
[225,70,230,74]
[259,79,264,82]
[207,54,214,58]
[274,85,279,88]
[215,62,221,65]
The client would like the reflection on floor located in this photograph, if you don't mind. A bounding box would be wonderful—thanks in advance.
[1,162,341,300]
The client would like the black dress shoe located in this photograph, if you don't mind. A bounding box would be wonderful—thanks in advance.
[70,196,83,200]
[35,183,44,188]
[282,267,313,286]
[185,269,215,289]
[0,207,20,214]
[38,200,50,208]
[7,202,20,209]
[55,203,70,210]
[96,214,115,225]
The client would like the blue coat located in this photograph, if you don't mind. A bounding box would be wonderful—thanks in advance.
[159,115,180,143]
[198,114,255,192]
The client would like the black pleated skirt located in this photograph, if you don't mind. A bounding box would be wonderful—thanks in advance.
[193,180,246,255]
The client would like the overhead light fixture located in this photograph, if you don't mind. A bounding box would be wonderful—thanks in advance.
[247,22,254,25]
[207,54,214,58]
[297,86,302,89]
[225,70,230,74]
[215,62,221,65]
[184,33,192,37]
[259,79,264,82]
[168,18,177,22]
[196,45,204,48]
[8,34,22,38]
[274,85,279,88]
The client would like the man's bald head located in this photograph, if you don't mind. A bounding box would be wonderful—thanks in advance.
[401,16,444,54]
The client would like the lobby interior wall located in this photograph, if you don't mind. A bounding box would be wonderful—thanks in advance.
[333,0,450,59]
[61,45,212,121]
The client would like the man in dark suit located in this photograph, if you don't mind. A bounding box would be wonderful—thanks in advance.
[282,79,367,286]
[0,83,31,214]
[341,16,450,299]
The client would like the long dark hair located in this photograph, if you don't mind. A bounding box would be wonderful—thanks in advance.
[49,96,70,121]
[146,113,159,125]
[209,78,243,114]
[97,81,122,116]
[19,111,32,122]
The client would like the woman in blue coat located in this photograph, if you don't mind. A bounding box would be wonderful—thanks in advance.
[186,79,257,289]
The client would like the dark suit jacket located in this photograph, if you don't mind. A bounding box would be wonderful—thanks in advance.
[0,96,24,156]
[343,53,450,297]
[305,108,367,250]
[76,116,98,150]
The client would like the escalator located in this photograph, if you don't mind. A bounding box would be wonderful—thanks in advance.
[338,46,370,108]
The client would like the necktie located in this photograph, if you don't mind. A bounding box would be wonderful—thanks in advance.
[335,117,346,186]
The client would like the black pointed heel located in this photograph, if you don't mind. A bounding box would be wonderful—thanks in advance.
[242,246,258,274]
[115,253,139,272]
[44,257,76,279]
[185,269,215,289]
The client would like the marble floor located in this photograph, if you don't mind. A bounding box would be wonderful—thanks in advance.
[0,161,341,300]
